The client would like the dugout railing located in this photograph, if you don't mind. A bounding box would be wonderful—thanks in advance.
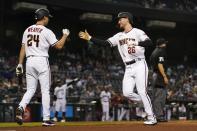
[0,100,197,122]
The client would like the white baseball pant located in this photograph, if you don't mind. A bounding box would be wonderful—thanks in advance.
[101,101,110,121]
[19,57,51,121]
[55,99,66,112]
[122,60,155,118]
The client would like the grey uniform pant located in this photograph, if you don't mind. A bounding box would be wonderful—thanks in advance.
[152,87,167,118]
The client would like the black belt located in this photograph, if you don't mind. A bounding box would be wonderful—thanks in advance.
[125,58,142,65]
[26,55,47,58]
[125,60,136,65]
[26,55,35,58]
[57,98,63,99]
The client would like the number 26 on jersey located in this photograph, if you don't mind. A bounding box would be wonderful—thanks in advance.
[128,46,136,54]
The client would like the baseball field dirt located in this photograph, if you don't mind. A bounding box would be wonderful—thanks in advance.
[0,121,196,131]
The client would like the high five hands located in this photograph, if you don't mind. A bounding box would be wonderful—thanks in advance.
[79,30,91,41]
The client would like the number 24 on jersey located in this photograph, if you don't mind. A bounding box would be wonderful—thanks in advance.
[27,34,40,47]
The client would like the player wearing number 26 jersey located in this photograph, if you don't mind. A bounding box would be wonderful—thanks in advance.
[79,12,157,125]
[108,28,147,62]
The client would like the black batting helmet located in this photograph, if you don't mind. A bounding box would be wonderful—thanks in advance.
[34,8,53,20]
[117,12,133,24]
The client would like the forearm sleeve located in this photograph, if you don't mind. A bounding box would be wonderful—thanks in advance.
[90,37,111,46]
[138,39,153,47]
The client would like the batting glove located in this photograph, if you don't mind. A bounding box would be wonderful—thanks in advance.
[74,78,79,82]
[62,29,70,36]
[16,64,23,76]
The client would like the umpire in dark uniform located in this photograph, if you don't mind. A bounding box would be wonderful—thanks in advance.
[150,38,169,122]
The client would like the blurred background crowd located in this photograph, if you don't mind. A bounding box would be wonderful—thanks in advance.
[0,46,197,103]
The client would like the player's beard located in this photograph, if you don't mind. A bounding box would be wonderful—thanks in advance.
[45,20,49,26]
[44,17,49,26]
[116,23,124,31]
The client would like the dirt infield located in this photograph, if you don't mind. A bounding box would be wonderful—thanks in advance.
[0,121,197,131]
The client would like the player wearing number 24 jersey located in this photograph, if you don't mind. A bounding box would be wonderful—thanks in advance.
[79,12,157,125]
[22,25,57,57]
[15,8,70,126]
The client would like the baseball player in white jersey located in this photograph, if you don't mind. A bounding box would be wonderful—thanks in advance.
[79,12,157,125]
[100,86,111,121]
[15,8,70,126]
[53,78,79,122]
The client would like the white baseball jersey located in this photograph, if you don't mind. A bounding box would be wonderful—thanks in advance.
[100,90,111,121]
[107,28,149,62]
[106,27,156,121]
[54,84,71,99]
[100,91,111,102]
[19,24,58,121]
[54,83,73,112]
[22,24,58,57]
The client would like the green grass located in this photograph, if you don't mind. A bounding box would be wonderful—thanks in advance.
[0,121,141,127]
[0,121,197,128]
[0,122,41,127]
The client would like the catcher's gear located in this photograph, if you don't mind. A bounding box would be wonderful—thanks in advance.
[16,64,23,76]
[35,8,52,20]
[62,29,70,36]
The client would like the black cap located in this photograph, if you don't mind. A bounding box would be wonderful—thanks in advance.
[117,12,133,24]
[156,38,168,46]
[35,8,53,20]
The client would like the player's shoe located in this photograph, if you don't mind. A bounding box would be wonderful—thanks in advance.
[42,120,56,126]
[15,107,24,125]
[144,118,157,125]
[52,117,58,122]
[157,117,168,122]
[61,119,66,122]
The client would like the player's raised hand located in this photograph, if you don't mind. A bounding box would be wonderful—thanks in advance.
[73,77,79,82]
[62,28,70,36]
[79,29,91,41]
